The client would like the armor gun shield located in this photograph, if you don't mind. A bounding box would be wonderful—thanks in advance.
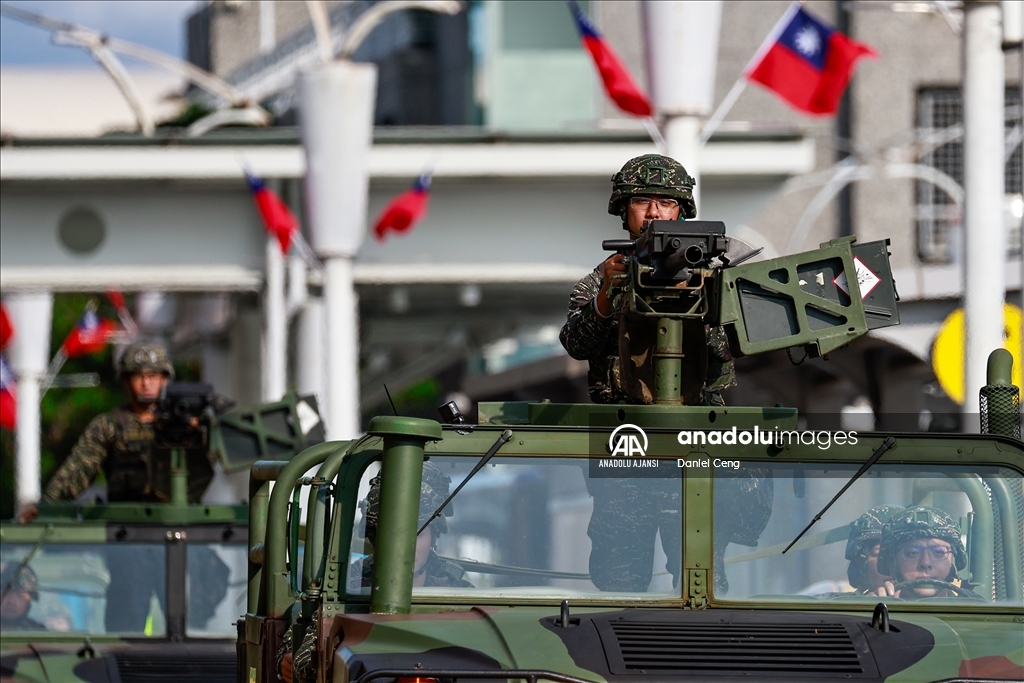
[718,236,900,359]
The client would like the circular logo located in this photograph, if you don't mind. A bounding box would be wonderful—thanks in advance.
[608,423,649,457]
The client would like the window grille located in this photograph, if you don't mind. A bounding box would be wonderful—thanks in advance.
[916,88,1023,263]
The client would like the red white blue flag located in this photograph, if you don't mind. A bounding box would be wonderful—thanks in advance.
[246,172,299,254]
[0,303,12,350]
[746,3,876,115]
[374,173,431,242]
[62,307,116,358]
[1,355,16,431]
[567,0,652,117]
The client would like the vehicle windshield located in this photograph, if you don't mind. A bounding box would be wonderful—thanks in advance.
[717,463,1023,607]
[1,540,247,636]
[347,455,684,599]
[345,456,1022,606]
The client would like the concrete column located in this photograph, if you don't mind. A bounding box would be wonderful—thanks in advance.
[5,292,53,510]
[641,1,722,214]
[262,236,287,402]
[299,61,377,439]
[962,0,1007,421]
[296,297,326,412]
[664,116,703,214]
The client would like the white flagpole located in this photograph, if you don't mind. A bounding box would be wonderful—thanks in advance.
[699,1,802,146]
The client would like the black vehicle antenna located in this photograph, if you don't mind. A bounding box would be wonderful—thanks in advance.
[383,384,398,416]
[782,436,896,554]
[417,429,514,536]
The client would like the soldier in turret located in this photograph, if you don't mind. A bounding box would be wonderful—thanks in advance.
[559,153,735,405]
[18,341,215,519]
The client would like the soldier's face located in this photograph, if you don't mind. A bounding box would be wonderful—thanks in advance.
[895,537,953,596]
[626,195,682,236]
[0,588,31,621]
[127,371,168,405]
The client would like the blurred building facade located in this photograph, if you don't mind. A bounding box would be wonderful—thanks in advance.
[2,0,1022,453]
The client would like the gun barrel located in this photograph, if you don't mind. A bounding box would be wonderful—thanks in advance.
[603,239,635,254]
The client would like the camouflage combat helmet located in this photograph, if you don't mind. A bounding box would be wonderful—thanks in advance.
[846,504,902,590]
[877,505,967,579]
[0,560,39,601]
[846,504,903,561]
[608,154,697,220]
[118,340,174,379]
[364,461,452,542]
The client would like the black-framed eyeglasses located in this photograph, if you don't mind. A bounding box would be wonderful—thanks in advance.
[629,196,680,210]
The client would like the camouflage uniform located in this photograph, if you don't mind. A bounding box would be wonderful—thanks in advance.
[711,470,774,594]
[0,561,45,631]
[559,154,735,405]
[278,622,317,683]
[845,504,902,592]
[42,341,213,504]
[877,505,982,600]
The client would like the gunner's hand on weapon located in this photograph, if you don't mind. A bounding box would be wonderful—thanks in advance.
[596,254,627,319]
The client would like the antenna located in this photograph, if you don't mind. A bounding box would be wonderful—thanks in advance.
[383,384,398,416]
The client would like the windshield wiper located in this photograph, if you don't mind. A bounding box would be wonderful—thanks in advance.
[417,429,514,537]
[782,436,896,554]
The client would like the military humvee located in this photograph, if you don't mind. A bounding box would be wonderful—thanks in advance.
[0,394,325,683]
[241,234,1023,682]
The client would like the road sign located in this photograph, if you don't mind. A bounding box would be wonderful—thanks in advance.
[932,303,1023,404]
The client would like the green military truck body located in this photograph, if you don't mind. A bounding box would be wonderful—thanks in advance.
[245,409,1023,683]
[1,503,248,683]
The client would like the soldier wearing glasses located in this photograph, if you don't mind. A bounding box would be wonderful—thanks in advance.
[559,154,735,406]
[874,506,982,600]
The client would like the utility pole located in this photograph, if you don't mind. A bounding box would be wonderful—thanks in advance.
[641,1,722,215]
[5,293,52,513]
[962,0,1007,424]
[299,61,376,440]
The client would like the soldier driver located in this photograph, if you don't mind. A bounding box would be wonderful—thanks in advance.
[0,561,45,631]
[874,506,982,600]
[559,153,735,405]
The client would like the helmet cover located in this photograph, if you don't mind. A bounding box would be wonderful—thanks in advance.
[118,341,174,380]
[608,154,697,220]
[877,505,967,580]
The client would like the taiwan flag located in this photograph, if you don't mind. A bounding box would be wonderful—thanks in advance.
[246,172,299,254]
[373,174,431,242]
[1,356,16,431]
[0,303,12,350]
[62,308,116,358]
[568,0,652,117]
[746,3,876,115]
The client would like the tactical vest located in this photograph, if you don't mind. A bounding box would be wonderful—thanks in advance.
[105,407,215,503]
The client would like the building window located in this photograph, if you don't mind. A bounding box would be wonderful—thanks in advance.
[916,88,1022,264]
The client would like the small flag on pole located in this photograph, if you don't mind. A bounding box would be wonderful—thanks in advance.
[106,290,138,340]
[0,303,12,350]
[373,173,431,242]
[745,3,876,115]
[1,355,16,431]
[567,0,652,117]
[246,171,299,254]
[62,306,116,359]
